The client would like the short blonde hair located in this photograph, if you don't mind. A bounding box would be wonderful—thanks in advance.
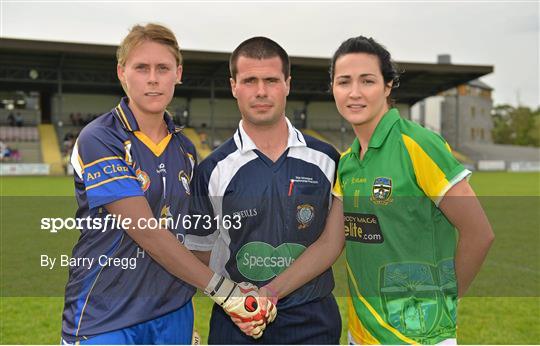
[116,23,182,66]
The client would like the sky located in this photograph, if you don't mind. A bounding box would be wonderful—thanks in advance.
[1,0,538,108]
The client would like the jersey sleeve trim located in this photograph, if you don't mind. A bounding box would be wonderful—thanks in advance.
[83,156,123,169]
[433,168,472,206]
[85,175,139,191]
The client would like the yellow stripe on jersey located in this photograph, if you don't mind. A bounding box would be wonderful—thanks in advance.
[332,147,351,199]
[85,175,138,191]
[134,131,172,157]
[82,156,123,169]
[332,174,343,199]
[346,262,418,345]
[77,153,84,174]
[444,142,453,153]
[402,134,450,200]
[347,295,380,344]
[116,105,133,131]
[340,147,352,158]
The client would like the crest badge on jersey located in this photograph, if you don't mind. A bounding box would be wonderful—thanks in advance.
[136,168,150,192]
[370,177,393,205]
[296,204,314,229]
[178,170,191,195]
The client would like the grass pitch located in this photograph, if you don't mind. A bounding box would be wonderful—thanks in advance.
[0,172,539,344]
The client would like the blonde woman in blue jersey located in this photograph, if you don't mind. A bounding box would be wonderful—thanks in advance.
[330,36,494,344]
[61,23,275,345]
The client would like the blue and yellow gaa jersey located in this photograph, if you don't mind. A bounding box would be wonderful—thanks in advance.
[61,97,197,343]
[185,118,340,309]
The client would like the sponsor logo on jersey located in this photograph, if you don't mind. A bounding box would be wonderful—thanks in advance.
[156,163,167,174]
[296,203,314,229]
[342,176,367,189]
[178,170,191,195]
[370,177,393,205]
[344,212,384,243]
[236,242,306,281]
[136,168,150,192]
[233,208,258,219]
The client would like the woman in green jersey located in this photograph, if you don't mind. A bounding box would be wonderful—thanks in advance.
[330,36,494,345]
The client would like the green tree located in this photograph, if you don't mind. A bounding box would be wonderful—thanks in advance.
[491,104,513,144]
[491,105,540,147]
[528,110,540,147]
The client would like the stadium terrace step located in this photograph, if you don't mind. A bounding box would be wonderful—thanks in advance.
[182,127,212,160]
[38,124,64,175]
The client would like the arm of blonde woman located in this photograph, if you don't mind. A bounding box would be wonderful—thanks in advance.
[107,196,214,289]
[107,196,275,338]
[439,179,495,298]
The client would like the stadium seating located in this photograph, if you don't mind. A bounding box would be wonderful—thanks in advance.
[0,126,39,142]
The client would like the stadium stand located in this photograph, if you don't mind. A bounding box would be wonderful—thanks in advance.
[0,126,41,163]
[182,127,212,160]
[0,126,39,142]
[461,142,540,162]
[1,38,497,174]
[38,125,64,175]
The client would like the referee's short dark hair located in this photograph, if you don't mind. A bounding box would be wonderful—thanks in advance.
[229,37,290,80]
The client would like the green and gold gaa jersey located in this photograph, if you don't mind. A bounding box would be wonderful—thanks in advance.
[333,108,470,344]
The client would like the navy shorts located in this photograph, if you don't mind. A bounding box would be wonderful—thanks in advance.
[209,294,341,344]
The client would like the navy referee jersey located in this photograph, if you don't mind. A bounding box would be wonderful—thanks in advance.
[185,118,340,309]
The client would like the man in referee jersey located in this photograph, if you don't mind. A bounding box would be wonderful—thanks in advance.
[185,37,345,344]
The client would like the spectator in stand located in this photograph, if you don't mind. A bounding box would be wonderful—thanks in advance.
[0,141,7,161]
[70,113,76,126]
[75,112,83,126]
[199,122,208,148]
[15,112,23,127]
[7,112,15,126]
[10,147,21,161]
[63,132,75,154]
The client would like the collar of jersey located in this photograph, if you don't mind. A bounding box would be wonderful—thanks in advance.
[114,97,177,134]
[234,116,306,154]
[351,108,400,156]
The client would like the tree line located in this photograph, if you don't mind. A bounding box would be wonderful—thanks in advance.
[492,105,540,147]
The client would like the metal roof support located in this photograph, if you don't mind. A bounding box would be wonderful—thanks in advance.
[56,53,65,125]
[210,78,216,149]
